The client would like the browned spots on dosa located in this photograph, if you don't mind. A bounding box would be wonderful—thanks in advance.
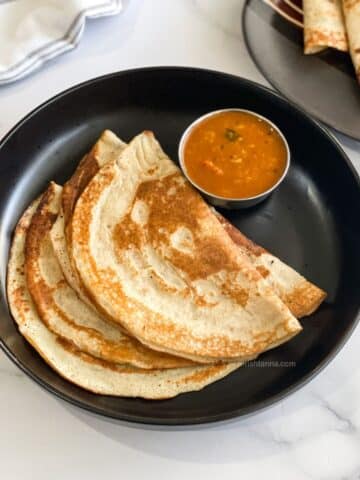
[283,282,327,318]
[31,268,195,368]
[305,29,348,52]
[127,312,289,359]
[222,284,249,307]
[113,173,240,282]
[29,182,195,368]
[63,150,106,261]
[56,335,196,375]
[113,214,142,251]
[343,0,360,10]
[25,186,58,276]
[71,164,115,262]
[10,286,27,316]
[256,265,270,278]
[62,139,108,225]
[56,336,134,373]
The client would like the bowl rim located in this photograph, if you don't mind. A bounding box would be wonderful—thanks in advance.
[178,108,291,202]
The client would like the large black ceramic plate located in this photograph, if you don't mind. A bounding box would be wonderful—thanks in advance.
[0,68,359,425]
[243,0,360,140]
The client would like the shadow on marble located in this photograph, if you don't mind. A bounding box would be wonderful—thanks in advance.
[0,318,358,469]
[57,375,348,463]
[60,400,287,464]
[53,325,360,464]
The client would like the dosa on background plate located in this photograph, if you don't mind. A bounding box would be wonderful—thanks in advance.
[7,202,242,399]
[70,131,302,363]
[25,182,196,369]
[342,0,360,82]
[303,0,348,54]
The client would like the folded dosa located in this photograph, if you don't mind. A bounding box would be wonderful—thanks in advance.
[303,0,348,54]
[214,213,326,317]
[342,0,360,82]
[52,130,126,301]
[25,182,195,369]
[54,130,325,321]
[7,202,241,398]
[70,131,302,362]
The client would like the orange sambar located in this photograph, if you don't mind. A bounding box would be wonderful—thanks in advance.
[183,111,288,199]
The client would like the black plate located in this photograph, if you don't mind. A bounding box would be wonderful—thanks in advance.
[243,0,360,140]
[0,67,359,425]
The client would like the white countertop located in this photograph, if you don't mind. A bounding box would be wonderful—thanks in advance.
[1,1,359,479]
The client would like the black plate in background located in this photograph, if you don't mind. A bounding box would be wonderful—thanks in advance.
[243,0,360,141]
[0,68,359,425]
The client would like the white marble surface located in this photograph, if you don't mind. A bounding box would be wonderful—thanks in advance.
[0,1,359,479]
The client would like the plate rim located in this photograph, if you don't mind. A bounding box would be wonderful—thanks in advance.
[242,0,360,142]
[0,66,359,425]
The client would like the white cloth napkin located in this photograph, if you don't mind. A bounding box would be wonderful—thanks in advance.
[0,0,123,85]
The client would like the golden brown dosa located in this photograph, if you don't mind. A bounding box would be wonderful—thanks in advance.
[70,131,302,363]
[7,201,242,398]
[303,0,348,54]
[214,212,326,318]
[25,182,196,369]
[54,130,325,321]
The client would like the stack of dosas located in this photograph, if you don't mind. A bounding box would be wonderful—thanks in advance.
[7,130,326,399]
[303,0,360,83]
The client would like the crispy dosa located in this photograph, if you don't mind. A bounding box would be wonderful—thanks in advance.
[51,130,126,301]
[54,130,325,320]
[214,212,326,317]
[25,182,195,369]
[7,202,241,398]
[70,131,302,362]
[303,0,348,54]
